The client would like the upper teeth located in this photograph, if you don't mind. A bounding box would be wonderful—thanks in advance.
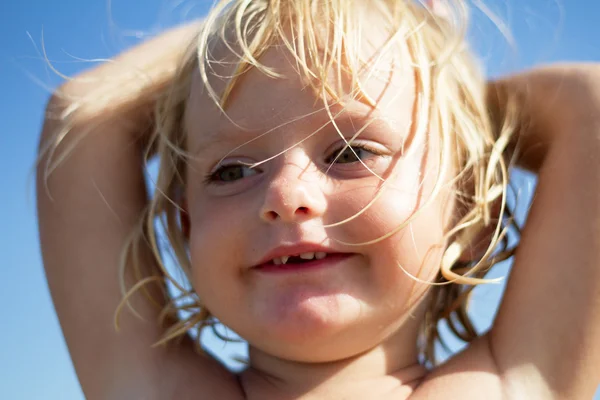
[272,252,327,265]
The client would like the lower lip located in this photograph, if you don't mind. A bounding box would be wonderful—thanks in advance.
[255,253,355,273]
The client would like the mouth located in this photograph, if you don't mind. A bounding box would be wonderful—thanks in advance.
[271,251,326,265]
[254,252,355,273]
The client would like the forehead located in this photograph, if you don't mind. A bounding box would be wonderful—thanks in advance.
[184,22,416,153]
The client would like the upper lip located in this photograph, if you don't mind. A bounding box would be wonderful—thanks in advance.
[254,243,346,267]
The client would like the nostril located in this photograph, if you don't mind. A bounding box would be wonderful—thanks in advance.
[296,206,309,215]
[261,206,316,222]
[266,210,279,220]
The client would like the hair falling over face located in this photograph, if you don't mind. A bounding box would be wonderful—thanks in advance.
[78,0,523,367]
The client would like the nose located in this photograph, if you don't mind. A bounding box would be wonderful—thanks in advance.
[260,161,327,223]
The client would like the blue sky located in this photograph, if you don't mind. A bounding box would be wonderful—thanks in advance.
[1,1,599,399]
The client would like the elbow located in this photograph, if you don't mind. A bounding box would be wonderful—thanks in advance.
[37,91,73,178]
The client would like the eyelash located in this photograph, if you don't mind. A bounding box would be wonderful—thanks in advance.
[205,143,384,184]
[203,162,260,185]
[324,143,384,164]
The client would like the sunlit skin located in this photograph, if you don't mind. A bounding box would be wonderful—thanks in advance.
[35,0,600,394]
[180,22,458,396]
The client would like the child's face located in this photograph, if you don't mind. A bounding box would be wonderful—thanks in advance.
[183,28,455,362]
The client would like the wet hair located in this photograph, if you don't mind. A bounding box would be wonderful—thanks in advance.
[44,0,519,367]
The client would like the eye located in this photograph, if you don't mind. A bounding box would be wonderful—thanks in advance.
[325,144,382,164]
[206,163,260,184]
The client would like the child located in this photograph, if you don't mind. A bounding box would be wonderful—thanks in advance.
[37,0,600,399]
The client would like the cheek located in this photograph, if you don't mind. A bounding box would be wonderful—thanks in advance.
[362,206,447,318]
[188,224,249,324]
[186,200,248,307]
[188,210,232,265]
[331,154,449,290]
[326,158,423,244]
[187,195,252,251]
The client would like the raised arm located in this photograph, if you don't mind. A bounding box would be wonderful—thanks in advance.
[487,65,600,398]
[418,64,600,399]
[409,64,600,400]
[37,23,242,400]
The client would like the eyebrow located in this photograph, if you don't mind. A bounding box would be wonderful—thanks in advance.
[188,104,405,158]
[188,107,326,157]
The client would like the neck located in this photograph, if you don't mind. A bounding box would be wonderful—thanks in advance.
[239,329,427,400]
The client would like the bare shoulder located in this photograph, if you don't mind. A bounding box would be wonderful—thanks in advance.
[410,335,518,400]
[152,343,245,400]
[412,332,575,399]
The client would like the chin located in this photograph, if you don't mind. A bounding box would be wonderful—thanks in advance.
[242,295,376,361]
[250,319,383,364]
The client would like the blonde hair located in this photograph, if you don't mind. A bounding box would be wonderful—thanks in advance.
[46,0,519,367]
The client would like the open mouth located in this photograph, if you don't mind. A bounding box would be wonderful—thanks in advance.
[257,252,353,272]
[270,252,327,265]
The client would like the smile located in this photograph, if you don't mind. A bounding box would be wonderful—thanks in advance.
[255,253,355,273]
[271,252,328,265]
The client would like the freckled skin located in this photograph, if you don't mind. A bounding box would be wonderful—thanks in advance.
[184,37,453,365]
[37,4,600,394]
